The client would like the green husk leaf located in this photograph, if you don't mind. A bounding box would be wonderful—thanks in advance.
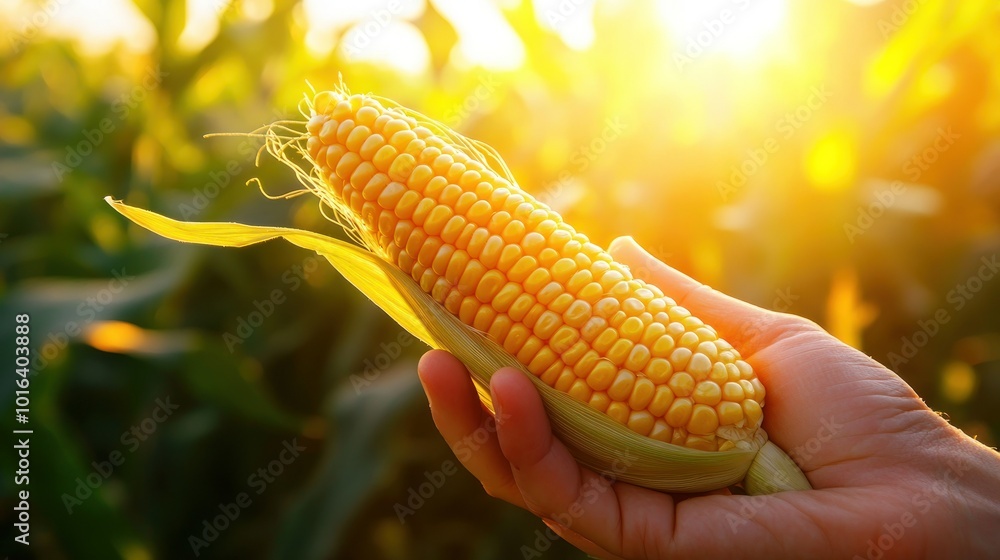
[106,197,809,494]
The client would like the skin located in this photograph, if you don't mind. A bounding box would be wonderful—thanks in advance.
[416,237,1000,559]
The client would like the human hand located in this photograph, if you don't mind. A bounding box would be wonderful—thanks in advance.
[416,237,1000,559]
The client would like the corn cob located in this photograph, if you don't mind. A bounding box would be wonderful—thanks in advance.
[303,91,765,452]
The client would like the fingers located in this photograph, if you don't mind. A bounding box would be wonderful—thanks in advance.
[609,236,781,352]
[416,350,525,507]
[541,520,626,560]
[490,368,656,556]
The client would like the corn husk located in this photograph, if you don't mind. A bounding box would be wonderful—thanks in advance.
[105,198,810,494]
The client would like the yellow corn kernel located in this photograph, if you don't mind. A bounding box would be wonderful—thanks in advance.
[649,420,673,443]
[692,381,722,406]
[651,334,675,357]
[516,335,544,365]
[586,360,617,391]
[722,382,745,402]
[627,411,655,436]
[644,358,673,384]
[608,369,636,402]
[669,347,693,371]
[534,310,563,340]
[528,347,558,376]
[628,378,655,410]
[592,328,619,354]
[475,270,506,303]
[554,368,576,392]
[743,399,763,426]
[487,313,511,342]
[717,401,743,425]
[540,362,563,386]
[665,398,693,428]
[562,300,592,328]
[606,402,629,425]
[568,379,592,403]
[624,344,651,372]
[588,391,611,413]
[687,353,713,381]
[647,386,675,417]
[709,362,729,385]
[573,349,600,377]
[667,372,695,398]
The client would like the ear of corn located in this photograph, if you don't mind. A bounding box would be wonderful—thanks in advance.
[105,84,811,494]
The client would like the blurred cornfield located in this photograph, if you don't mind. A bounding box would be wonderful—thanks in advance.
[1,0,998,558]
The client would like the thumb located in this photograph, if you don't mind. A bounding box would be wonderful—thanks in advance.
[608,236,774,346]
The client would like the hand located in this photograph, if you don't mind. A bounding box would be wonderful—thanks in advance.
[416,237,1000,559]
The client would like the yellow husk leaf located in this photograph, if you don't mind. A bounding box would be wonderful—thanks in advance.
[105,197,810,494]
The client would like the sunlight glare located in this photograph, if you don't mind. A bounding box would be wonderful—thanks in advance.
[6,0,156,56]
[806,128,857,192]
[177,0,225,53]
[432,0,525,70]
[339,21,431,75]
[303,0,428,75]
[657,0,788,61]
[533,0,597,50]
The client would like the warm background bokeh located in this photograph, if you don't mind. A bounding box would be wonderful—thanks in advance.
[1,0,998,558]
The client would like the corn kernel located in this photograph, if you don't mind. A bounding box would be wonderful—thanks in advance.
[629,378,655,410]
[644,358,673,384]
[651,334,676,357]
[692,381,722,406]
[552,325,587,354]
[717,401,743,425]
[568,379,592,403]
[668,347,693,371]
[627,411,655,436]
[649,420,673,443]
[624,344,651,372]
[606,402,629,425]
[742,399,763,426]
[588,391,611,413]
[666,398,693,428]
[667,372,694,397]
[528,347,558,376]
[722,382,745,402]
[586,360,617,391]
[648,386,675,416]
[608,369,636,401]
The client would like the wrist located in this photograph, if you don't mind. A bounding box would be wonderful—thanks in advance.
[929,434,1000,556]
